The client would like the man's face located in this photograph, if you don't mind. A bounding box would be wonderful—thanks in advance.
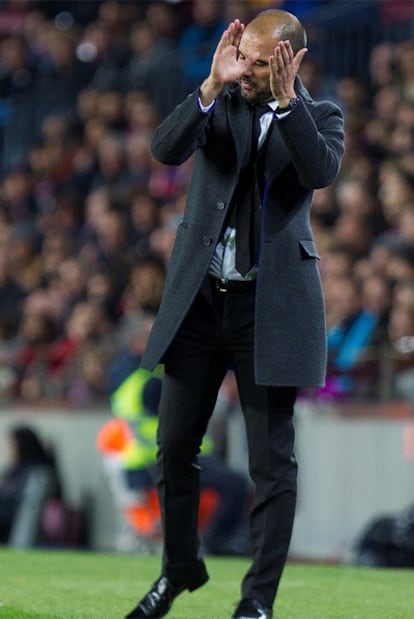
[238,30,275,104]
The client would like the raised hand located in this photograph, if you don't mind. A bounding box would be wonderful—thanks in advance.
[200,20,259,106]
[269,40,308,105]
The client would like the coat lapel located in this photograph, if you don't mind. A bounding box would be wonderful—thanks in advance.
[227,91,253,172]
[226,86,291,181]
[264,122,289,181]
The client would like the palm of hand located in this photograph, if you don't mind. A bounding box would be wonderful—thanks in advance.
[212,46,247,84]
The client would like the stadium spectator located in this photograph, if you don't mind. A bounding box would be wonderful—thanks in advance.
[320,244,355,282]
[332,212,375,260]
[51,257,88,320]
[66,339,114,406]
[12,307,60,402]
[320,275,384,400]
[0,35,35,110]
[124,92,160,141]
[369,42,397,92]
[7,222,42,292]
[80,8,131,94]
[85,265,120,322]
[128,189,160,255]
[90,132,131,201]
[144,2,179,45]
[386,281,414,401]
[1,166,37,223]
[0,245,27,342]
[386,243,414,286]
[39,227,75,286]
[0,425,61,544]
[34,27,90,129]
[85,207,133,294]
[20,298,115,404]
[121,256,166,317]
[122,19,184,117]
[177,0,227,91]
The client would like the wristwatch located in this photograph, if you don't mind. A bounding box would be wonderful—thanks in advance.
[277,97,300,113]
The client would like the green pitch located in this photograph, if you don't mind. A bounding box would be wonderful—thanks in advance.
[0,548,412,618]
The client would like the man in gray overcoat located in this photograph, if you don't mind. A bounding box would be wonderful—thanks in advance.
[125,9,344,619]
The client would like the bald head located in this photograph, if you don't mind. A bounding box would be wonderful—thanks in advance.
[246,9,307,55]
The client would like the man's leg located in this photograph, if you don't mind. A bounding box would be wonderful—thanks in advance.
[237,381,297,609]
[125,292,227,618]
[224,290,297,612]
[156,291,228,585]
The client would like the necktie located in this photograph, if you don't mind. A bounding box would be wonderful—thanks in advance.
[235,104,270,276]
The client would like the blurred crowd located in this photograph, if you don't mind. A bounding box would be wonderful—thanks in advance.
[0,0,414,408]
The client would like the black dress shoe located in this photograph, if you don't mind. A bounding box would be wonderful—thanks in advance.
[232,598,273,619]
[125,572,208,618]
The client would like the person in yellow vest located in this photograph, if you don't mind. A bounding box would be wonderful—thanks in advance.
[99,365,251,556]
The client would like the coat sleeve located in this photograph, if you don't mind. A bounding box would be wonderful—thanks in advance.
[151,89,212,166]
[276,97,345,189]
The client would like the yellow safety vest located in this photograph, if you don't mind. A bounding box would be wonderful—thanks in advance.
[110,366,213,469]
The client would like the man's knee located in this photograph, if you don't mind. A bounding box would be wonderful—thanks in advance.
[156,440,201,487]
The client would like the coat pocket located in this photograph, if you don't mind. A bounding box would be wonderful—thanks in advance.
[298,239,320,260]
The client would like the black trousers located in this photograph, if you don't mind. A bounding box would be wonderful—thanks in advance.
[156,280,297,608]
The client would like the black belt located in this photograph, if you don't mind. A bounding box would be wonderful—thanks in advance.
[210,276,256,293]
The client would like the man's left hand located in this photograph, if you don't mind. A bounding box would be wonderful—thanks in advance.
[269,40,307,107]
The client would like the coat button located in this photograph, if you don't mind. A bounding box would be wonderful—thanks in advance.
[202,236,213,246]
[216,200,226,210]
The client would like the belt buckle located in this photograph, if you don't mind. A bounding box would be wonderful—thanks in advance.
[217,278,228,292]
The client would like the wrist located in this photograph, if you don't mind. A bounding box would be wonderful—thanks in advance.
[276,90,297,106]
[200,77,223,106]
[277,96,300,113]
[277,97,291,108]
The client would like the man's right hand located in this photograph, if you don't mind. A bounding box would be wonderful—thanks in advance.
[200,19,259,107]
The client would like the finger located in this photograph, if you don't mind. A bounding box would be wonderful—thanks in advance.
[216,28,232,52]
[275,47,285,71]
[294,47,308,70]
[218,20,244,50]
[232,21,245,48]
[269,54,279,76]
[227,20,242,37]
[216,22,240,53]
[280,40,294,64]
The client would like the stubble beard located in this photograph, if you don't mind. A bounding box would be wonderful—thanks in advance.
[239,79,273,105]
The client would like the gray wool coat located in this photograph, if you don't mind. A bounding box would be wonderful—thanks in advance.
[140,78,345,387]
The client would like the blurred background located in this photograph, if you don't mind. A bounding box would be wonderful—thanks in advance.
[1,0,414,568]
